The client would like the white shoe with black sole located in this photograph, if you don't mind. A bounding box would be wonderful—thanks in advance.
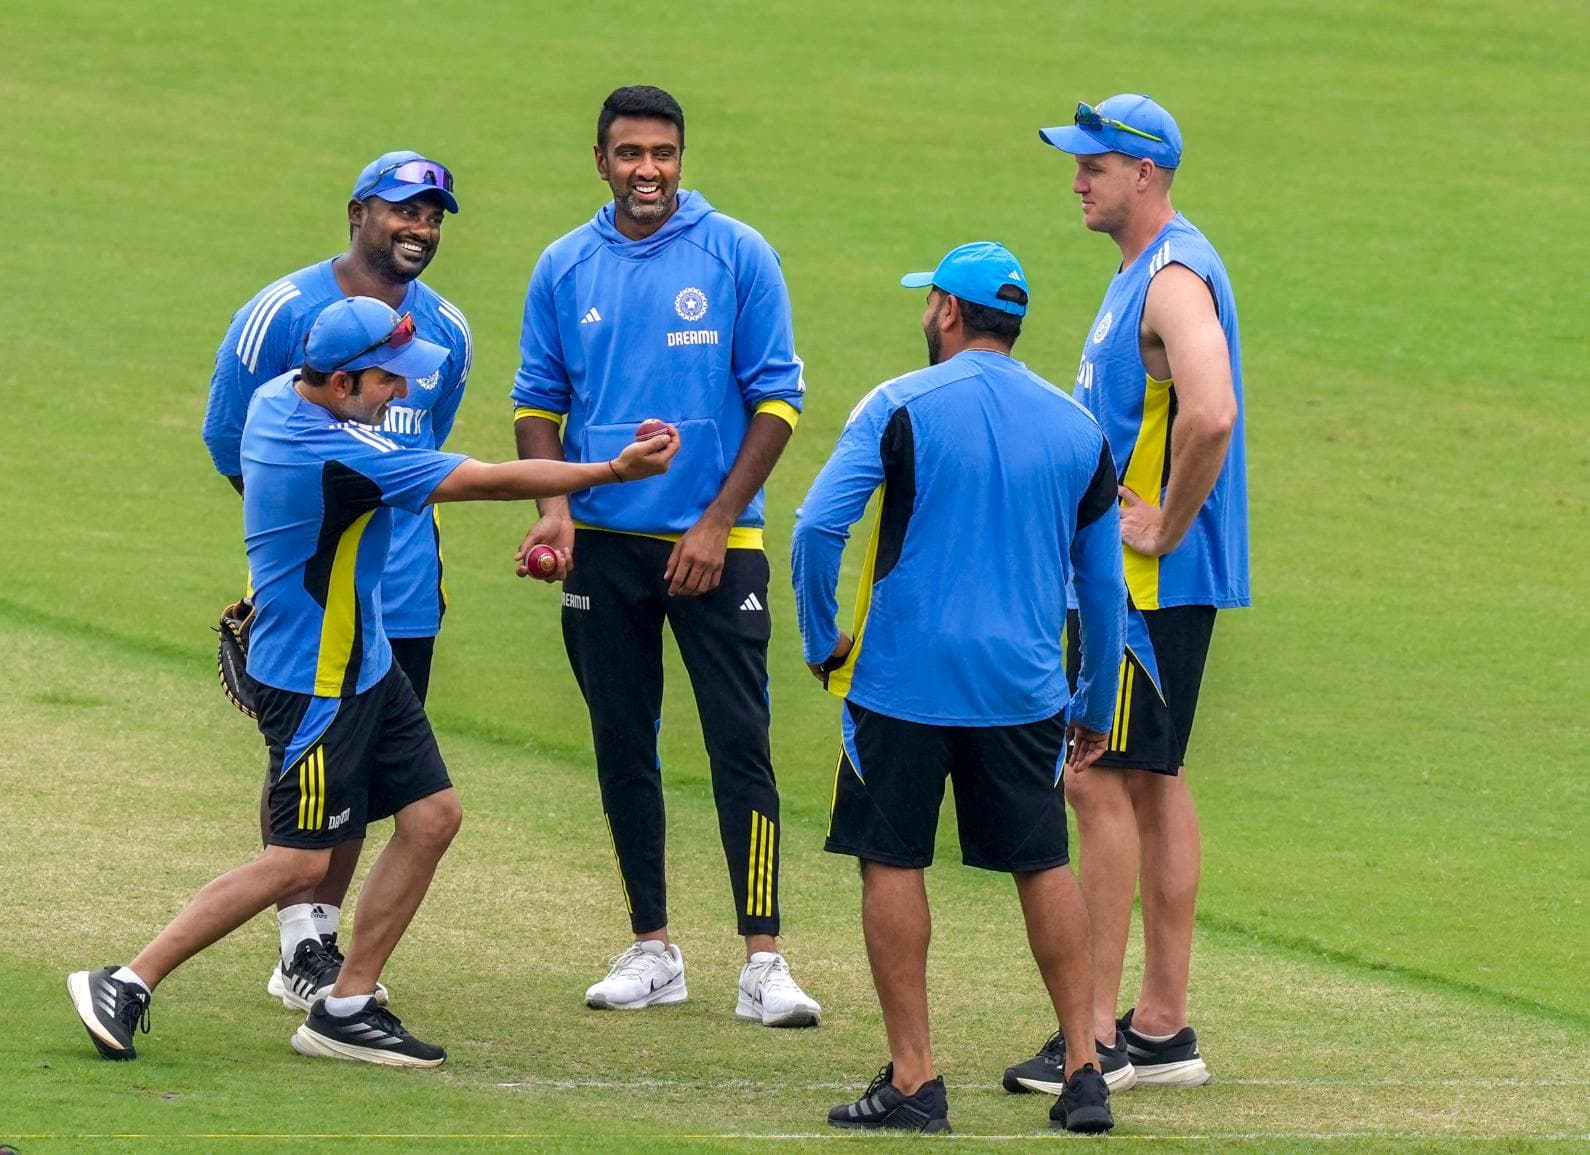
[290,997,444,1067]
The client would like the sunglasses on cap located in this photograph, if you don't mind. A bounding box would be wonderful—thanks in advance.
[375,158,455,193]
[1074,101,1166,145]
[331,312,416,371]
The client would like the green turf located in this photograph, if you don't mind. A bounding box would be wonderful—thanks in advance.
[3,0,1587,1148]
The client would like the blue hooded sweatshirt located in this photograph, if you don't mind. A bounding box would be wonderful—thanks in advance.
[512,191,805,538]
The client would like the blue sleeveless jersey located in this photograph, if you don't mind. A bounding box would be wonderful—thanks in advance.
[202,258,473,637]
[1074,214,1249,609]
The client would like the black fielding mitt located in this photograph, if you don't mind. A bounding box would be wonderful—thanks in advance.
[216,597,261,719]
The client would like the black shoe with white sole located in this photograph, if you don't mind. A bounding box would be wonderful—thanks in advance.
[1003,1028,1137,1094]
[267,938,342,1011]
[828,1063,952,1133]
[291,997,445,1067]
[1050,1062,1115,1133]
[66,967,151,1061]
[1119,1007,1211,1086]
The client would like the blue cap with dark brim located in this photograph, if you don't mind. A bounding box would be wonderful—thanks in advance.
[900,241,1029,316]
[351,150,461,213]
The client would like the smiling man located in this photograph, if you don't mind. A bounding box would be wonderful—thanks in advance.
[201,151,472,1018]
[73,297,679,1067]
[510,85,820,1027]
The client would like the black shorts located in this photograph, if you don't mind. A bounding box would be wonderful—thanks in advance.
[1067,605,1216,776]
[388,635,436,705]
[824,701,1070,872]
[255,663,451,849]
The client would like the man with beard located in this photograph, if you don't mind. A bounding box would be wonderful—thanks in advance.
[511,85,820,1026]
[791,242,1126,1134]
[201,151,471,1016]
[72,298,679,1067]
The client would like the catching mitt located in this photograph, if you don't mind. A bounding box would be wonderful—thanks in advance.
[216,597,261,718]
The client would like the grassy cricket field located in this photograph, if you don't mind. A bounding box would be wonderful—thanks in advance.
[2,1,1586,1150]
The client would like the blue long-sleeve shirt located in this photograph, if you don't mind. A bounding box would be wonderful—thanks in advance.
[511,192,804,537]
[202,258,473,637]
[792,349,1125,730]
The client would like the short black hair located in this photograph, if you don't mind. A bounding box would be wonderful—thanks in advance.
[597,85,685,151]
[299,363,370,392]
[955,283,1027,347]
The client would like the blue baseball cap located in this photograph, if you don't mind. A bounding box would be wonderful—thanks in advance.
[303,297,449,378]
[351,150,460,213]
[900,241,1029,316]
[1039,94,1183,169]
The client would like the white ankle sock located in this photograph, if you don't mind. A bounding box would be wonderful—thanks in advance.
[310,903,340,940]
[322,993,375,1017]
[278,903,318,964]
[1131,1026,1179,1043]
[112,967,150,994]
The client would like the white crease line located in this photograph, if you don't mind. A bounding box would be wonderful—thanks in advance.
[26,1134,1590,1144]
[494,1077,1590,1090]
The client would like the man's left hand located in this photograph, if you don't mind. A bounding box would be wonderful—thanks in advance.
[1119,485,1174,557]
[665,517,731,596]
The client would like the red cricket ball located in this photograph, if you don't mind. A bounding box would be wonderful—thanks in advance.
[526,544,559,580]
[635,418,669,440]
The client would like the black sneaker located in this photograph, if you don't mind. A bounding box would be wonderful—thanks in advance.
[828,1063,952,1133]
[67,967,151,1061]
[1119,1008,1210,1086]
[317,933,392,1006]
[291,998,445,1067]
[267,938,342,1011]
[1003,1029,1137,1094]
[1050,1063,1114,1133]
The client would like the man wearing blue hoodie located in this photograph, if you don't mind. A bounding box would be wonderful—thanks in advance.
[511,85,820,1027]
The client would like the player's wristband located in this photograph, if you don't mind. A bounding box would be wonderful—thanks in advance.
[608,459,624,483]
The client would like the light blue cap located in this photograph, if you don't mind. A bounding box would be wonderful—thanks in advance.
[900,241,1029,316]
[1039,94,1183,169]
[303,297,448,377]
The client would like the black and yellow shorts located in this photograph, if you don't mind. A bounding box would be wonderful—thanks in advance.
[1066,604,1216,776]
[255,663,450,849]
[824,701,1070,873]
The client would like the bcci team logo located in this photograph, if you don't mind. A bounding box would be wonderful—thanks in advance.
[1092,311,1114,344]
[414,371,440,391]
[674,287,708,322]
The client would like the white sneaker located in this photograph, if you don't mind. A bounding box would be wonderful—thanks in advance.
[584,940,687,1010]
[736,951,821,1027]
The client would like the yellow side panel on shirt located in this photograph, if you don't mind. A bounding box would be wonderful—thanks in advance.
[746,810,777,917]
[1121,374,1173,611]
[314,510,375,697]
[825,488,885,699]
[296,745,326,830]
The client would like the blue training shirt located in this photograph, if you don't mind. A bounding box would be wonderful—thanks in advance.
[791,349,1126,730]
[202,257,473,637]
[240,374,467,696]
[511,191,805,538]
[1074,213,1249,609]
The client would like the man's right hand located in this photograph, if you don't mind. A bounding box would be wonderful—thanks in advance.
[1064,723,1110,775]
[612,424,680,480]
[515,513,575,580]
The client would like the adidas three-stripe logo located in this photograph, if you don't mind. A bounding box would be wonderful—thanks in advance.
[579,307,602,324]
[739,593,764,612]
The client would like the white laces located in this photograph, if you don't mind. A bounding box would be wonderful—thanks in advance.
[746,952,799,993]
[607,944,666,980]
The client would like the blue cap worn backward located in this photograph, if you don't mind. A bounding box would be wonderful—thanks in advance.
[1039,94,1182,169]
[900,241,1029,316]
[303,297,449,378]
[351,150,460,213]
